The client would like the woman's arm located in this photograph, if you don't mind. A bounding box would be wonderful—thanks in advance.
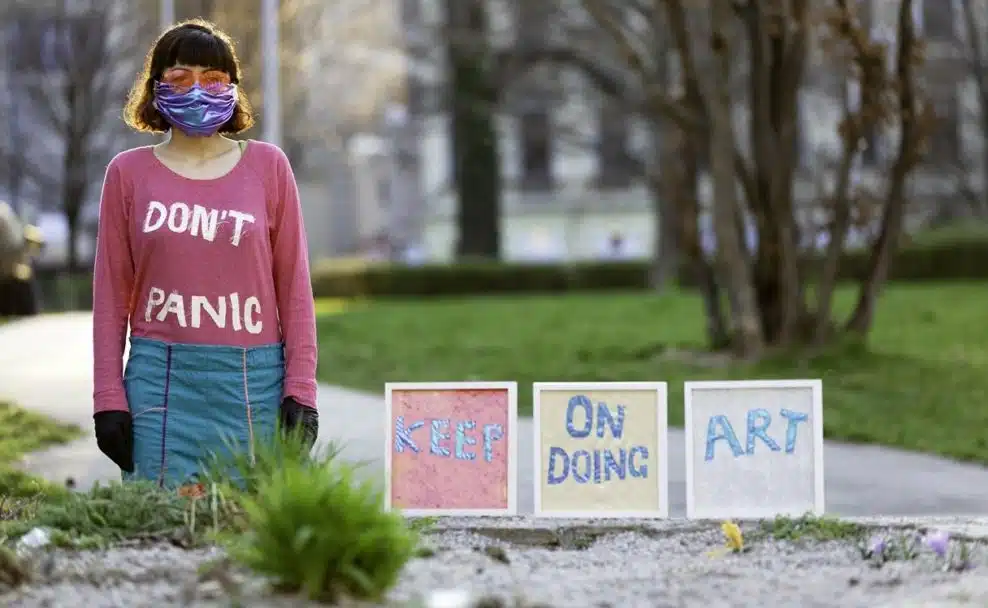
[92,159,135,413]
[269,147,318,408]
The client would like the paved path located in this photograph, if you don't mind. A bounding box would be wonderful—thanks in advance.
[3,313,988,516]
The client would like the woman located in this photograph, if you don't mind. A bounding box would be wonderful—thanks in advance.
[92,20,319,489]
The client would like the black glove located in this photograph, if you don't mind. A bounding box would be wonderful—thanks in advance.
[93,410,134,473]
[280,397,319,450]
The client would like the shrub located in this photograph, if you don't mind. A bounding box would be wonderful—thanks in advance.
[223,454,416,603]
[308,239,988,299]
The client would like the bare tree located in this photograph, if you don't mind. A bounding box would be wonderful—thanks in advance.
[0,0,148,276]
[531,0,931,355]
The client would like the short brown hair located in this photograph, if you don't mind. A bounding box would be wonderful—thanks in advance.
[123,19,254,134]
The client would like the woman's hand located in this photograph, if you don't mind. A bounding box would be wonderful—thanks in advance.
[280,397,319,450]
[93,410,135,472]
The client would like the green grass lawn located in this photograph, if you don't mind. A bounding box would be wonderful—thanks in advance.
[0,401,80,498]
[316,282,988,464]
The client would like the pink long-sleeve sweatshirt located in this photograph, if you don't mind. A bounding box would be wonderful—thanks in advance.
[92,141,317,414]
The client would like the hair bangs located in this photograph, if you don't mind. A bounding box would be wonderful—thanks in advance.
[162,28,236,78]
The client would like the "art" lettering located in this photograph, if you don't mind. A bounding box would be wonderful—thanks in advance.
[704,408,809,461]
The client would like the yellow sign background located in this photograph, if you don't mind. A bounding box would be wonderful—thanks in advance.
[538,389,662,513]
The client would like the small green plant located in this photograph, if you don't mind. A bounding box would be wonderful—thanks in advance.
[222,433,416,603]
[407,516,438,533]
[0,494,42,523]
[761,514,865,542]
[23,481,184,544]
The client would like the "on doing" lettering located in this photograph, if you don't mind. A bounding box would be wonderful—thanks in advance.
[144,286,263,334]
[143,201,256,247]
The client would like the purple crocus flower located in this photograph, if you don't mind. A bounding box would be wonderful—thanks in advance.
[925,530,950,558]
[868,535,887,556]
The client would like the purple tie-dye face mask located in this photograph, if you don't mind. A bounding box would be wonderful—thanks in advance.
[153,81,237,137]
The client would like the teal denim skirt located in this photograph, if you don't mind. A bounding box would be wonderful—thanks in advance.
[122,337,284,488]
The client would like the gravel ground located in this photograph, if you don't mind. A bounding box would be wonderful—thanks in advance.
[4,519,988,607]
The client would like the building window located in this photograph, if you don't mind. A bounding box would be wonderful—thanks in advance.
[519,108,553,191]
[377,175,392,210]
[920,0,956,40]
[597,100,634,188]
[856,0,872,31]
[401,0,422,23]
[696,139,710,173]
[407,78,426,115]
[858,126,880,166]
[407,78,439,115]
[927,90,961,165]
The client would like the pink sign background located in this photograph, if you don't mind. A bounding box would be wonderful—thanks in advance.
[390,388,511,510]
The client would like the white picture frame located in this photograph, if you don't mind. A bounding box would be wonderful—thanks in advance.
[533,382,669,518]
[385,381,518,516]
[684,379,825,519]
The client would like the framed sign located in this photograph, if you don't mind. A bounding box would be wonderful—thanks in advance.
[684,380,825,519]
[533,382,669,518]
[385,382,517,516]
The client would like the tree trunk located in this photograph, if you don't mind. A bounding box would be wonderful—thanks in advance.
[648,187,677,292]
[652,114,729,347]
[445,0,501,259]
[649,120,679,292]
[846,0,920,335]
[813,137,858,343]
[62,104,88,308]
[740,1,808,347]
[707,0,763,356]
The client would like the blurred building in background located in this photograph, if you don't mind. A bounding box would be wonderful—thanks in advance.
[1,0,986,269]
[409,0,988,261]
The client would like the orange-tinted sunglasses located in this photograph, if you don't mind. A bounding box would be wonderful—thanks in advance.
[160,67,232,94]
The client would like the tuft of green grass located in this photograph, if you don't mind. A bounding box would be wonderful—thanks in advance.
[315,283,988,464]
[2,425,419,602]
[760,514,865,542]
[0,480,231,548]
[220,431,417,604]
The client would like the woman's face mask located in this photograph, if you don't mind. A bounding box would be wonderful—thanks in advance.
[153,67,237,137]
